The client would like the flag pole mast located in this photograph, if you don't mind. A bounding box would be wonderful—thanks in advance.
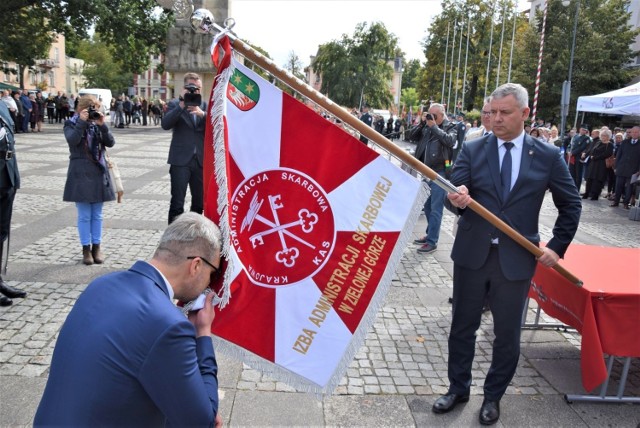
[193,13,582,287]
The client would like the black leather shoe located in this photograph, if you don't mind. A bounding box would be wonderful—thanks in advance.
[0,279,27,299]
[432,393,469,414]
[479,399,500,425]
[0,296,12,307]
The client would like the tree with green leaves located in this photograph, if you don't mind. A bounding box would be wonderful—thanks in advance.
[419,0,524,113]
[0,0,173,89]
[511,0,640,127]
[284,51,305,81]
[401,59,422,91]
[313,22,400,109]
[75,37,133,96]
[0,5,55,89]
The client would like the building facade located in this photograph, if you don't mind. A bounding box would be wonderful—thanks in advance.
[132,54,173,101]
[66,57,86,96]
[1,33,67,94]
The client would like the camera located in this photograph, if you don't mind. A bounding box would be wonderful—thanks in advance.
[425,113,435,121]
[182,83,202,107]
[88,105,101,120]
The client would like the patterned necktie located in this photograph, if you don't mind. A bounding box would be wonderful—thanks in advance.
[501,142,514,201]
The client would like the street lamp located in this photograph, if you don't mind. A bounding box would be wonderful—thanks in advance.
[560,0,580,141]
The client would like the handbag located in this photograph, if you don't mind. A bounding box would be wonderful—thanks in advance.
[105,152,124,203]
[605,155,615,169]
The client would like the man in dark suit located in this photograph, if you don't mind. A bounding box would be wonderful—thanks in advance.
[359,104,373,145]
[433,83,581,425]
[162,72,208,224]
[610,125,640,209]
[0,102,27,306]
[35,212,222,427]
[568,124,591,192]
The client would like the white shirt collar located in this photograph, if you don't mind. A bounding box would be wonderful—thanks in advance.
[497,130,525,149]
[148,262,175,301]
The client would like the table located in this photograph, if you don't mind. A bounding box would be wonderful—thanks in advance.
[528,244,640,403]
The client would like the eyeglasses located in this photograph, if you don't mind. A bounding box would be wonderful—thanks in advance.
[187,256,220,283]
[481,111,491,117]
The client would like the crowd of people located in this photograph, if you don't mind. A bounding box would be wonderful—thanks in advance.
[0,75,637,426]
[1,89,169,134]
[109,95,167,128]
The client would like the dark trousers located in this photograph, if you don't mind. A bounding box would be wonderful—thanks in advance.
[584,178,605,199]
[168,156,203,224]
[0,186,16,243]
[569,160,584,193]
[607,168,616,194]
[613,175,632,205]
[448,247,531,401]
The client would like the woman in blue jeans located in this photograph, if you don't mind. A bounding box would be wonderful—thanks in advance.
[63,95,116,265]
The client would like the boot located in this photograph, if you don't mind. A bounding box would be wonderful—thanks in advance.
[0,277,27,299]
[92,244,104,264]
[82,245,94,265]
[0,296,11,307]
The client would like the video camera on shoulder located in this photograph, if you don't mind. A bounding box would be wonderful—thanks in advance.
[182,83,202,107]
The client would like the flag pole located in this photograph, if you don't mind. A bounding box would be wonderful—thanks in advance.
[229,37,582,287]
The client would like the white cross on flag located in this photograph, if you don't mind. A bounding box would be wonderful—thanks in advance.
[202,36,426,395]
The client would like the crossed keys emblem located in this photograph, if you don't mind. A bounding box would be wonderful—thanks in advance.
[240,192,318,267]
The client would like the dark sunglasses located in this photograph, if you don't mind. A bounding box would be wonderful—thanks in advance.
[187,256,220,283]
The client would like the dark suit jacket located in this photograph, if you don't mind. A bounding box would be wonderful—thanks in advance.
[614,138,640,177]
[0,103,19,189]
[35,261,219,427]
[162,99,207,167]
[450,133,581,281]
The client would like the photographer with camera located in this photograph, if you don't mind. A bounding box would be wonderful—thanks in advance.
[409,104,457,254]
[162,72,207,224]
[63,95,116,265]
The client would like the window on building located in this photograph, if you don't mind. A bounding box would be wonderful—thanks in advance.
[153,89,159,99]
[49,71,55,87]
[54,47,59,63]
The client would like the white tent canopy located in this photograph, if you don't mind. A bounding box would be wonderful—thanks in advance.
[576,82,640,116]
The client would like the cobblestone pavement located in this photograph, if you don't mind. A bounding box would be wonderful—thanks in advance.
[0,123,638,426]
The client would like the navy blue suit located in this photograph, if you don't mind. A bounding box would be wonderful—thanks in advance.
[35,261,219,427]
[447,133,581,400]
[162,99,207,223]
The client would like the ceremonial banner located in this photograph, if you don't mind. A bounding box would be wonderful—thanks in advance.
[203,36,426,394]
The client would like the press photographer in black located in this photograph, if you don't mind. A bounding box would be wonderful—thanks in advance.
[162,72,207,224]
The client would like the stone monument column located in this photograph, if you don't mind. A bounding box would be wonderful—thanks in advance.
[164,0,230,101]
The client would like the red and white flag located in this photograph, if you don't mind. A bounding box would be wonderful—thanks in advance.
[203,36,426,394]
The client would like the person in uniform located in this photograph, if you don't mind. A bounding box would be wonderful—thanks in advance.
[0,102,27,306]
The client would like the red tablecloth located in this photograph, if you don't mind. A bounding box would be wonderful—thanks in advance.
[529,244,640,392]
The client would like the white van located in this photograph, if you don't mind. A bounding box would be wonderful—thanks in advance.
[78,88,113,115]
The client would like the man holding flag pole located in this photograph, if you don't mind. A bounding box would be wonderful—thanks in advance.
[434,83,581,425]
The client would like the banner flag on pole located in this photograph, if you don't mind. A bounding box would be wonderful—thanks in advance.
[202,36,427,395]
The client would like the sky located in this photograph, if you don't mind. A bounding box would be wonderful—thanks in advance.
[229,0,444,68]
